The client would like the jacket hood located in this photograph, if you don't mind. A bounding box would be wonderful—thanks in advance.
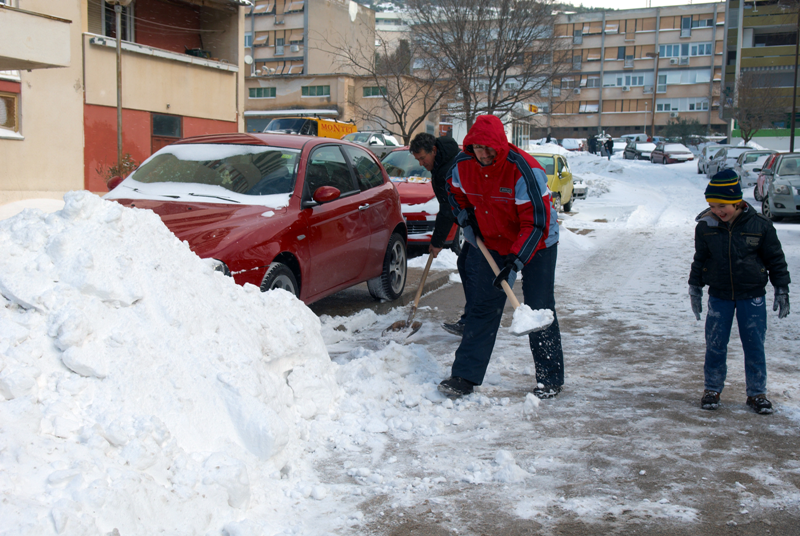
[695,202,755,226]
[463,115,510,163]
[433,136,460,172]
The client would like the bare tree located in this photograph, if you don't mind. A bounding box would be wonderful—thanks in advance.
[320,32,455,144]
[407,0,570,130]
[730,71,789,144]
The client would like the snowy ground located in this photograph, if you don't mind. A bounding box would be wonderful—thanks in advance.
[1,151,798,535]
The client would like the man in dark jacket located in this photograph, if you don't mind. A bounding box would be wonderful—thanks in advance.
[440,115,564,399]
[410,133,467,335]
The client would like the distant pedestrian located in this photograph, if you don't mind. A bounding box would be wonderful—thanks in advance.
[604,138,613,160]
[587,135,596,155]
[546,133,552,144]
[688,169,791,414]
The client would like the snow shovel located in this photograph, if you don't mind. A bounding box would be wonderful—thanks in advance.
[475,236,553,337]
[382,253,433,338]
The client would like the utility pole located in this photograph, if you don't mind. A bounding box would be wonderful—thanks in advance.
[647,52,660,138]
[790,5,799,151]
[105,0,133,177]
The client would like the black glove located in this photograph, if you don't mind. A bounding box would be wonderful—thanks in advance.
[773,286,790,319]
[493,254,523,289]
[689,285,703,320]
[465,209,482,239]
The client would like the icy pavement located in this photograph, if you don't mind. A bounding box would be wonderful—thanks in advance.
[1,152,798,535]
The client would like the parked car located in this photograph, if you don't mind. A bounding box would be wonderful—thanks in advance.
[760,152,800,222]
[706,146,754,177]
[733,150,777,187]
[650,142,695,164]
[342,130,401,159]
[560,138,585,152]
[380,147,463,253]
[528,152,576,212]
[263,116,357,139]
[753,152,781,202]
[696,144,729,175]
[623,140,656,160]
[610,138,628,155]
[105,132,408,304]
[621,133,649,143]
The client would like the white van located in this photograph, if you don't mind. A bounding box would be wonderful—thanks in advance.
[621,133,649,143]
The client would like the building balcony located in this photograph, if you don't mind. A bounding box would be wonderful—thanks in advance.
[83,34,239,122]
[0,4,71,71]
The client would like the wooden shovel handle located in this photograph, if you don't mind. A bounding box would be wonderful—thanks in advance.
[475,236,522,309]
[406,253,434,324]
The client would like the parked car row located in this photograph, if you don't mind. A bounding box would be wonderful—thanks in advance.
[622,139,695,164]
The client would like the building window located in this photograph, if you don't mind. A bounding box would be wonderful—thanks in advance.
[624,75,644,86]
[586,77,600,88]
[657,74,667,93]
[690,43,713,56]
[151,114,182,153]
[561,77,575,89]
[363,86,387,97]
[302,85,330,97]
[0,92,20,134]
[691,17,713,28]
[617,47,626,60]
[688,99,709,111]
[245,32,253,48]
[249,87,276,98]
[102,2,134,41]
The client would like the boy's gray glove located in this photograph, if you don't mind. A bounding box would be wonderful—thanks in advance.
[689,285,703,320]
[773,287,790,319]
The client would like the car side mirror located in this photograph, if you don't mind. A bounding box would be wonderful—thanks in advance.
[753,168,761,173]
[107,176,123,191]
[313,185,341,204]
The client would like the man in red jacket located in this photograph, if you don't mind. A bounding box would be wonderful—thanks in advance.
[439,114,564,399]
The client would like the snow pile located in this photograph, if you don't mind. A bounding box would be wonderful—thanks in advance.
[0,192,340,535]
[408,249,459,271]
[527,143,569,156]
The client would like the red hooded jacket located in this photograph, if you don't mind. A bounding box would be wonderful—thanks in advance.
[445,115,556,263]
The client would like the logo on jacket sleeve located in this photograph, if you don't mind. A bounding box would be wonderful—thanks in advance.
[499,187,512,194]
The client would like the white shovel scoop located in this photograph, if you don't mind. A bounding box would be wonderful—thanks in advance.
[475,237,554,336]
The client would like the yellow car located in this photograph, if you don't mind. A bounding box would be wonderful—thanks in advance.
[527,152,575,212]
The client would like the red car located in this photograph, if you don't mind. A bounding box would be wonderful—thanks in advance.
[650,142,695,164]
[753,152,781,202]
[380,147,464,254]
[105,133,408,304]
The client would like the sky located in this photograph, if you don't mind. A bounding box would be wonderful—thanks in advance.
[1,143,798,534]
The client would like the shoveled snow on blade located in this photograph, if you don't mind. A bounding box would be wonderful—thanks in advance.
[509,305,553,336]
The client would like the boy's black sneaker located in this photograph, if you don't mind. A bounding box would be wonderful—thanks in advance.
[533,385,562,399]
[746,394,774,415]
[438,376,474,397]
[441,321,465,336]
[701,390,720,410]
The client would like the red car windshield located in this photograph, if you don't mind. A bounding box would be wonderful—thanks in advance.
[381,150,431,180]
[131,144,300,196]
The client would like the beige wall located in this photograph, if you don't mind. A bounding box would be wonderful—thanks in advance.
[0,0,85,200]
[306,0,374,75]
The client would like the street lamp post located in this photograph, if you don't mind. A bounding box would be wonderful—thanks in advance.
[646,52,660,139]
[105,0,133,177]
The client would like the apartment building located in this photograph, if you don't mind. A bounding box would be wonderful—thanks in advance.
[244,0,372,132]
[723,0,800,148]
[538,3,727,140]
[0,0,248,198]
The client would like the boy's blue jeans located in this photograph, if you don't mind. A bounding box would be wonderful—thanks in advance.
[704,295,768,397]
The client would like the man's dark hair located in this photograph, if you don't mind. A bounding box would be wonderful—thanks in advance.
[409,133,436,154]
